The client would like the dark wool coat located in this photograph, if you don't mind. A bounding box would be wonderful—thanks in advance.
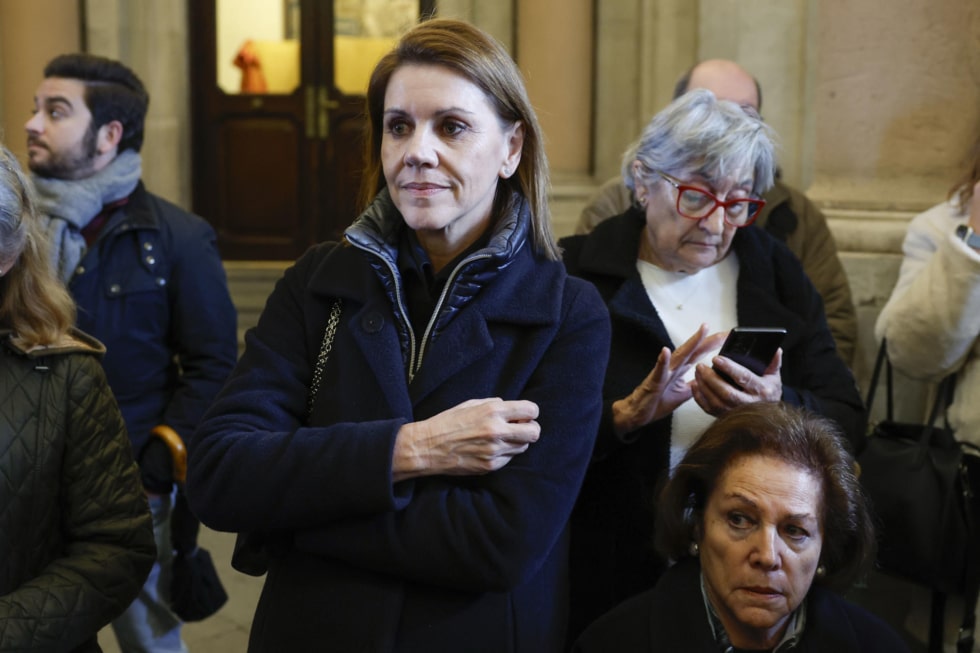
[572,558,911,653]
[0,330,155,651]
[68,183,238,456]
[188,192,611,653]
[559,210,865,640]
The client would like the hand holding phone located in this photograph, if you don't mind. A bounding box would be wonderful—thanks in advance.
[713,327,786,387]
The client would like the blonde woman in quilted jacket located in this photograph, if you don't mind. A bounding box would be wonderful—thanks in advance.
[0,145,155,652]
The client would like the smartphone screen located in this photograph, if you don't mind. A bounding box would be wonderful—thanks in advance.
[714,327,787,385]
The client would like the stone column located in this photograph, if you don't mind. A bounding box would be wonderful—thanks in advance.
[84,0,191,208]
[517,0,592,178]
[696,0,815,189]
[436,0,515,52]
[592,0,698,185]
[808,0,980,215]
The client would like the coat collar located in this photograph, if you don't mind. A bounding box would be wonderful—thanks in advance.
[570,210,804,346]
[1,327,105,358]
[305,189,567,405]
[107,182,158,232]
[335,188,559,326]
[574,207,646,281]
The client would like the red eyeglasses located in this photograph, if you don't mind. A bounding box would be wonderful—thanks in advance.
[655,171,765,227]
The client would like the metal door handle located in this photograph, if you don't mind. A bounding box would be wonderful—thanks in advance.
[317,86,340,139]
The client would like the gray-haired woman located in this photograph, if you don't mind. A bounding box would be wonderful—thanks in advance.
[560,89,864,639]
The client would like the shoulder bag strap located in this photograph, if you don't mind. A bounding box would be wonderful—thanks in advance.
[957,454,978,653]
[949,373,980,653]
[306,298,343,422]
[864,339,893,421]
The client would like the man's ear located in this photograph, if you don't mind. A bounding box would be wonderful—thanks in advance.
[96,120,124,155]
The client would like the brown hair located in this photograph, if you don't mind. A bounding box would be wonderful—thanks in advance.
[656,402,876,591]
[0,146,76,347]
[359,18,559,260]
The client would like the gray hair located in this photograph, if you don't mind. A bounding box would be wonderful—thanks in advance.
[622,89,777,199]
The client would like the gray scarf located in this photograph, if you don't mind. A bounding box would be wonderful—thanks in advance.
[33,150,142,282]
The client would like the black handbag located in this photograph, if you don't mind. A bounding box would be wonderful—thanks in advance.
[859,340,980,653]
[147,425,229,621]
[170,486,229,621]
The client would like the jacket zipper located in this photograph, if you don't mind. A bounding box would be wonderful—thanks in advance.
[355,241,492,384]
[413,253,492,381]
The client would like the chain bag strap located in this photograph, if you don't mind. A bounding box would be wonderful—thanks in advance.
[232,296,343,577]
[307,297,343,421]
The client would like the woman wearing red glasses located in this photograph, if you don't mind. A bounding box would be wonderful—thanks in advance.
[560,88,865,642]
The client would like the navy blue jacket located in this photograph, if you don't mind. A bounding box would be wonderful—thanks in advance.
[560,210,865,639]
[572,558,911,652]
[188,192,611,652]
[69,183,237,455]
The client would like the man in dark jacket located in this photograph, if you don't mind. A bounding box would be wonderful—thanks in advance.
[576,59,857,366]
[25,53,237,653]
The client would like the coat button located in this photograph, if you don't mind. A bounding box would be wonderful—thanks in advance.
[143,242,154,251]
[109,284,121,295]
[156,277,167,287]
[361,312,384,333]
[75,265,85,275]
[145,255,156,266]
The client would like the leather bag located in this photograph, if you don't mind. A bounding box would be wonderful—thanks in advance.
[858,340,980,653]
[170,487,229,621]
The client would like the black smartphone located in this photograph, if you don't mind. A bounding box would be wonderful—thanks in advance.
[713,326,787,386]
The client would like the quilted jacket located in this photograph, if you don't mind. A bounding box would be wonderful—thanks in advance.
[0,329,155,652]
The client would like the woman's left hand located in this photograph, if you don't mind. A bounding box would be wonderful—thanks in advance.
[692,349,783,416]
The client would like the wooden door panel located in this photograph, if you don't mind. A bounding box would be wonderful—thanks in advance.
[217,116,303,254]
[319,101,365,242]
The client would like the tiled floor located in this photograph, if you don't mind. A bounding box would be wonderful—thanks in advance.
[98,527,264,652]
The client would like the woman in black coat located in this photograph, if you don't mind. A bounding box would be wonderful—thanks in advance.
[188,19,610,653]
[573,404,907,653]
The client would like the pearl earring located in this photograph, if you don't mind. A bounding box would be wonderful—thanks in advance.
[815,565,826,578]
[688,541,699,556]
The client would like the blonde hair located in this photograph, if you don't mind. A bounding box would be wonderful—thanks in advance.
[0,145,76,348]
[360,18,559,260]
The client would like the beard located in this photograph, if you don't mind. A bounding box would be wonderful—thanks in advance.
[27,124,100,180]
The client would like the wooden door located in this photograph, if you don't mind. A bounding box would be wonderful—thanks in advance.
[189,0,434,260]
